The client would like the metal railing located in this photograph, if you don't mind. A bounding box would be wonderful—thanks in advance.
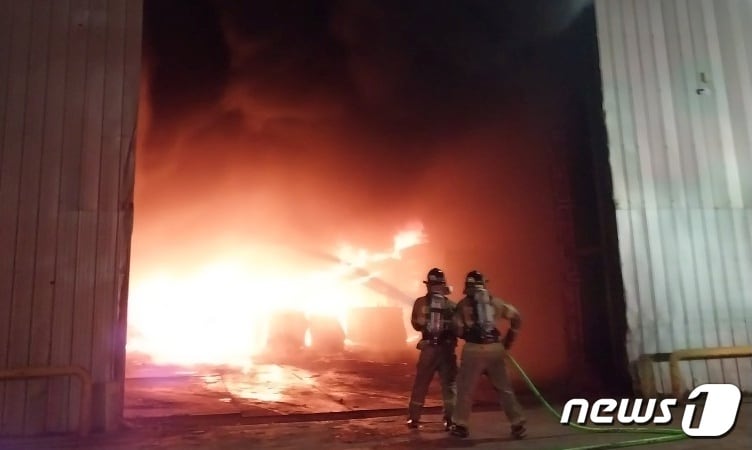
[0,366,92,437]
[636,346,752,399]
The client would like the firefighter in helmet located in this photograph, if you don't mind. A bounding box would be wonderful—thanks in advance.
[406,267,458,430]
[450,270,526,439]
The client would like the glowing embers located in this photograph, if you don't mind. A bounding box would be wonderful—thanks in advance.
[202,365,317,404]
[223,365,316,403]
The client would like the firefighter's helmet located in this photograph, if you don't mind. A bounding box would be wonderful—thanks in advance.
[464,270,486,290]
[424,267,447,285]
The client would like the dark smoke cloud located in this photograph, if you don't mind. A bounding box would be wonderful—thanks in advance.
[136,0,595,251]
[142,0,592,150]
[134,1,600,377]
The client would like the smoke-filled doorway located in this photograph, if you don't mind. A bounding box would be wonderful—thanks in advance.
[123,0,618,420]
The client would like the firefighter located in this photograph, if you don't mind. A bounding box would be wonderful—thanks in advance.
[406,267,458,430]
[449,270,526,439]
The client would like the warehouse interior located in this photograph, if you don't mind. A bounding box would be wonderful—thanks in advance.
[122,0,630,422]
[0,0,750,441]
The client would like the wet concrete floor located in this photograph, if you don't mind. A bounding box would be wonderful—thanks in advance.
[1,401,748,449]
[2,351,748,449]
[124,350,457,418]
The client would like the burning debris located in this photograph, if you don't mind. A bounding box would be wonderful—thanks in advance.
[126,223,430,369]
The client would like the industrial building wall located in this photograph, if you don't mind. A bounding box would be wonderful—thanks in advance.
[0,0,142,436]
[595,0,752,393]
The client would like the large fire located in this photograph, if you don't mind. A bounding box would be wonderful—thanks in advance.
[126,222,429,369]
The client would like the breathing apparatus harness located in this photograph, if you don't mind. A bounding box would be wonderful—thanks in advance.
[418,268,455,346]
[457,270,501,344]
[421,290,456,346]
[462,287,503,345]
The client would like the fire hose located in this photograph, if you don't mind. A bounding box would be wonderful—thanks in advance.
[506,355,689,450]
[306,250,692,448]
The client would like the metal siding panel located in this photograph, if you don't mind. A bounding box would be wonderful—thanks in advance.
[635,1,671,210]
[11,0,53,435]
[68,0,108,432]
[634,5,677,382]
[79,1,106,213]
[675,0,715,210]
[700,0,744,208]
[742,209,752,384]
[0,0,14,180]
[648,1,698,385]
[0,0,141,436]
[689,0,738,382]
[650,0,688,209]
[596,0,752,393]
[109,0,141,424]
[45,191,78,432]
[69,211,97,433]
[614,1,644,211]
[25,0,69,434]
[683,2,734,386]
[688,209,724,383]
[673,208,710,385]
[742,2,752,208]
[623,1,671,388]
[0,0,34,434]
[115,0,141,426]
[594,3,628,209]
[687,1,730,207]
[708,1,746,388]
[674,0,729,387]
[720,210,752,387]
[702,208,739,383]
[662,0,702,210]
[616,211,641,361]
[114,1,143,390]
[607,0,649,370]
[716,0,752,208]
[46,0,89,433]
[596,0,641,358]
[0,0,8,420]
[91,0,126,397]
[0,15,12,425]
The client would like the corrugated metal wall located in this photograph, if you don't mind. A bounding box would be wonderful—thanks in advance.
[0,0,142,436]
[595,0,752,393]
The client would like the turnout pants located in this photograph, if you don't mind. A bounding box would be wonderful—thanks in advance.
[408,342,457,420]
[451,342,525,428]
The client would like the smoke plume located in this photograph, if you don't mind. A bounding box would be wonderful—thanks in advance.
[134,0,594,274]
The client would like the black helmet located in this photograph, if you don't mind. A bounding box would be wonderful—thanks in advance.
[424,267,447,285]
[464,270,486,289]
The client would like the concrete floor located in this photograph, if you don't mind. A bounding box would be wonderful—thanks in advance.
[1,401,748,449]
[1,352,748,449]
[123,350,449,418]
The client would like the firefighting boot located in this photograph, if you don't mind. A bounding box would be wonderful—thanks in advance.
[510,421,527,439]
[450,424,469,438]
[443,416,454,431]
[406,418,420,429]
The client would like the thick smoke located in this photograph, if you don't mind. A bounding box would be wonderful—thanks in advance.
[131,0,600,375]
[134,0,593,272]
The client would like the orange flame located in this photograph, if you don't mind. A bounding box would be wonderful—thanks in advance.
[126,222,428,368]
